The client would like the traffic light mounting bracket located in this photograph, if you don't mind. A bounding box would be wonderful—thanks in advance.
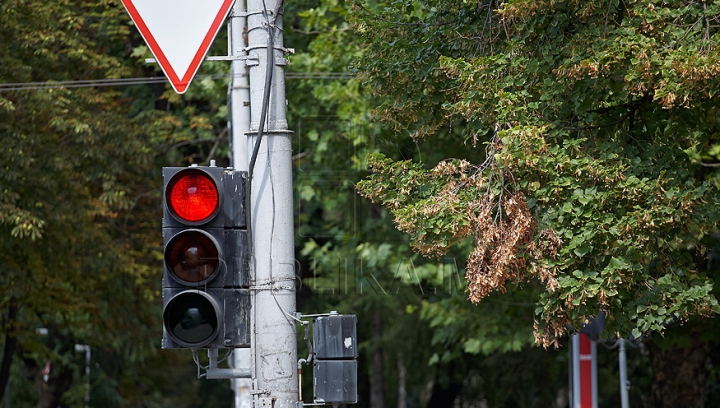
[203,349,251,379]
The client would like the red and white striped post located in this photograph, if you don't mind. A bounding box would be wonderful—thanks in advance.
[571,332,598,408]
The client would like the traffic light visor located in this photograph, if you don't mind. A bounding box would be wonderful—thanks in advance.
[166,170,220,224]
[165,229,221,285]
[164,291,221,347]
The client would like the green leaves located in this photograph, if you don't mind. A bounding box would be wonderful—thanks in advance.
[351,0,720,347]
[0,3,176,403]
[358,153,479,256]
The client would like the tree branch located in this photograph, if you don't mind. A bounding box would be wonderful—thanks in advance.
[204,127,228,165]
[0,299,18,401]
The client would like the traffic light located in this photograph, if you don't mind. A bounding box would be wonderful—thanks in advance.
[161,165,251,349]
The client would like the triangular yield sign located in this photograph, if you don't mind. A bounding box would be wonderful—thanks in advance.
[121,0,235,94]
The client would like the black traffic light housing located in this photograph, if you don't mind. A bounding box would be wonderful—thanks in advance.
[161,166,250,349]
[163,228,249,288]
[162,166,246,229]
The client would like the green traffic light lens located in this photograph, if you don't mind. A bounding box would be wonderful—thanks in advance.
[164,291,220,347]
[165,230,221,285]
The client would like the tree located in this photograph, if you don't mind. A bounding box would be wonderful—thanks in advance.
[5,0,718,405]
[0,0,161,403]
[0,0,233,405]
[286,1,579,406]
[351,0,720,406]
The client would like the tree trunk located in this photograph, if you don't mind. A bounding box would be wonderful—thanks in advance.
[0,300,18,401]
[370,309,385,408]
[36,366,74,408]
[22,354,75,408]
[20,325,76,408]
[397,354,406,408]
[426,362,464,408]
[648,333,710,408]
[426,378,463,407]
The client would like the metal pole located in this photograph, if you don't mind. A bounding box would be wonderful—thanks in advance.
[572,334,580,408]
[85,347,90,408]
[568,338,573,408]
[74,344,90,408]
[229,0,250,171]
[618,339,629,408]
[591,338,598,408]
[233,348,252,408]
[246,0,298,407]
[228,1,253,407]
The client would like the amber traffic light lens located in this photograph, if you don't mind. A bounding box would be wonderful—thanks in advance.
[165,230,221,285]
[167,170,219,223]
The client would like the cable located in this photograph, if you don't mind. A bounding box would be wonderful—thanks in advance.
[215,348,235,365]
[0,76,169,91]
[301,319,312,364]
[249,279,301,323]
[271,284,303,323]
[0,72,353,92]
[192,349,209,378]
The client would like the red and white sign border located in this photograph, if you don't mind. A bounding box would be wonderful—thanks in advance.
[121,0,235,94]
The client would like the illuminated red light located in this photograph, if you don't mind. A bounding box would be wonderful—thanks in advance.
[167,170,219,223]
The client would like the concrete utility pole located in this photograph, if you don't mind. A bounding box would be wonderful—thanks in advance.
[246,0,298,407]
[228,1,252,407]
[229,0,250,172]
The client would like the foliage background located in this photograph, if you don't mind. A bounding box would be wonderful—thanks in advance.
[1,0,720,407]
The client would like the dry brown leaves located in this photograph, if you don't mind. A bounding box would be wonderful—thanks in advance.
[465,192,561,305]
[533,318,569,349]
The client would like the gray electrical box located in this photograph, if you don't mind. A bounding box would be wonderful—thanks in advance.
[313,314,358,405]
[314,314,358,359]
[313,360,358,404]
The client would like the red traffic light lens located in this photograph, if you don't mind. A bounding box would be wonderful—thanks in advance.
[167,170,220,224]
[164,291,220,347]
[165,230,221,285]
